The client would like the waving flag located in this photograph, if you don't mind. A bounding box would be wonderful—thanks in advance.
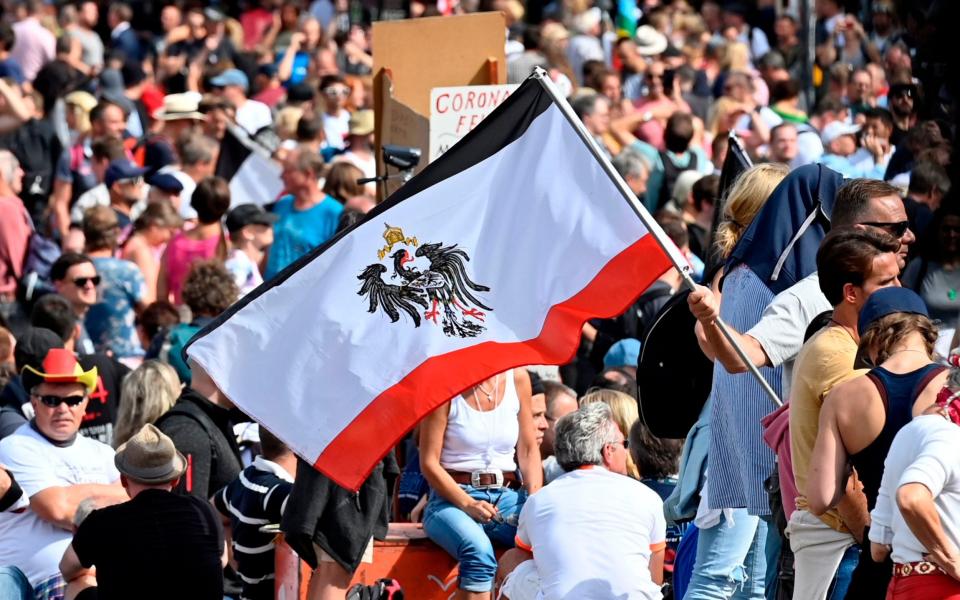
[215,125,284,208]
[186,71,687,491]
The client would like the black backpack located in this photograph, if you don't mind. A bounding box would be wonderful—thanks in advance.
[657,150,698,210]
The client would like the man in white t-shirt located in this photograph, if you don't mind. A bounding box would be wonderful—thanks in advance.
[0,349,127,596]
[500,402,666,600]
[210,69,273,136]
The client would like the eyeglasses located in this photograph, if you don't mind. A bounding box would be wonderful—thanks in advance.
[323,87,351,98]
[608,439,629,450]
[645,74,663,82]
[72,276,101,288]
[36,394,85,408]
[860,220,909,238]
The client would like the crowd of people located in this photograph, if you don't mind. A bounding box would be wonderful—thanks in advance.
[0,0,956,599]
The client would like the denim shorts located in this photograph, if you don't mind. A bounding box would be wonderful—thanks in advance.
[422,484,526,593]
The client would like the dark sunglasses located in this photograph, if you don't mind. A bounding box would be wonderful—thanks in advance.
[73,276,101,287]
[36,394,85,408]
[890,85,915,99]
[609,439,629,449]
[861,220,909,238]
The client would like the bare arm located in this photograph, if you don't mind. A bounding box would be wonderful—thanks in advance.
[610,104,675,148]
[51,179,73,241]
[125,244,158,306]
[276,33,304,82]
[257,13,282,55]
[649,548,665,585]
[0,78,32,123]
[871,542,891,563]
[688,284,770,372]
[59,544,89,582]
[514,370,542,495]
[806,390,851,515]
[31,483,127,530]
[342,40,373,69]
[898,482,960,580]
[156,249,170,303]
[746,108,770,146]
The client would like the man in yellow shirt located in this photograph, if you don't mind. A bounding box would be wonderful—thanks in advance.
[789,226,901,600]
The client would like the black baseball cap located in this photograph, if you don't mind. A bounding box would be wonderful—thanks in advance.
[225,204,278,234]
[14,327,64,377]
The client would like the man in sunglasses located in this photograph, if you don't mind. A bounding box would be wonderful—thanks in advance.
[499,402,665,600]
[887,78,918,146]
[51,253,100,356]
[104,159,149,230]
[319,74,351,150]
[0,347,126,597]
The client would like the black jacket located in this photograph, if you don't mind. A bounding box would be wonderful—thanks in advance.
[156,388,242,500]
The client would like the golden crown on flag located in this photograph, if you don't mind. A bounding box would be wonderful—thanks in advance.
[378,224,418,260]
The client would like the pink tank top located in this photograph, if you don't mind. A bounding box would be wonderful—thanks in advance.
[164,230,221,304]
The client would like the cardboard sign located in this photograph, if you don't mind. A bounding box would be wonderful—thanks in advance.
[372,13,505,198]
[429,84,519,162]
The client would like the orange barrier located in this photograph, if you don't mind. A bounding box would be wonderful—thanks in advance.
[277,523,505,599]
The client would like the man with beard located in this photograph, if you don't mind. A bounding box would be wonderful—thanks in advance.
[887,78,918,146]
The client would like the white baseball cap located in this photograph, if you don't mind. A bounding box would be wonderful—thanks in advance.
[820,121,861,145]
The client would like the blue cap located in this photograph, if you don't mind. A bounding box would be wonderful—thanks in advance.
[210,69,249,92]
[146,172,184,193]
[104,160,150,188]
[857,287,929,336]
[604,338,641,369]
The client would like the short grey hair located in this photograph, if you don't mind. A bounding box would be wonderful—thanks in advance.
[612,149,648,181]
[0,150,19,184]
[554,402,621,472]
[74,497,102,527]
[571,93,609,121]
[177,135,217,167]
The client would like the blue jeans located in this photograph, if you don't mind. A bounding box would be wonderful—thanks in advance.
[684,510,768,600]
[423,485,525,593]
[0,566,34,600]
[827,543,860,600]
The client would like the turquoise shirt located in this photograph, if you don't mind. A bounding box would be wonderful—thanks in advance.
[265,194,343,280]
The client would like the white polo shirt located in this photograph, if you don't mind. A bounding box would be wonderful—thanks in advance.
[0,424,119,585]
[515,466,666,600]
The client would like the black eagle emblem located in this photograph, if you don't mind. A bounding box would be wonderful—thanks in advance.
[357,225,492,338]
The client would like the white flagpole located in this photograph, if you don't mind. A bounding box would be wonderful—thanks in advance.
[530,68,782,409]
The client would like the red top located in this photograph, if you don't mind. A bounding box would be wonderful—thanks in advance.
[0,196,30,295]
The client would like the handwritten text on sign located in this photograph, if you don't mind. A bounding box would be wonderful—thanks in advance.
[429,84,519,162]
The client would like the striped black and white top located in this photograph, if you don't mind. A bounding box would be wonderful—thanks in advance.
[214,456,294,600]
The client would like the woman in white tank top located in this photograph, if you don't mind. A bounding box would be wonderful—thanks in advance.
[419,369,543,600]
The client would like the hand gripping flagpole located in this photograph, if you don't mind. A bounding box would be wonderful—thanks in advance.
[530,68,782,409]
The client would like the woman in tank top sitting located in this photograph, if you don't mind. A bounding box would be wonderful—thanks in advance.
[807,288,948,598]
[419,369,543,600]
